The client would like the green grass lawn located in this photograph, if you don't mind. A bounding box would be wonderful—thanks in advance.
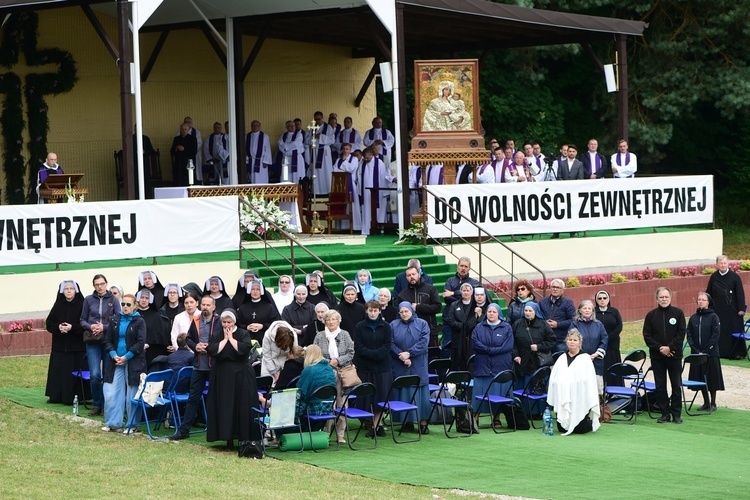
[0,357,468,500]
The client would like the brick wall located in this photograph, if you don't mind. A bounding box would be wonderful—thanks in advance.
[563,272,750,322]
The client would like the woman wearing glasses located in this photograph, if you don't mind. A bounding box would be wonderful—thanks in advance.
[101,294,147,432]
[594,290,623,386]
[506,279,537,327]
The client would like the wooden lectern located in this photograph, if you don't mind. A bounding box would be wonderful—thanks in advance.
[39,173,88,203]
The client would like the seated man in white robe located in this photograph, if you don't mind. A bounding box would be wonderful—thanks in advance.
[277,120,306,184]
[310,111,335,196]
[246,120,272,184]
[332,143,362,231]
[360,147,389,236]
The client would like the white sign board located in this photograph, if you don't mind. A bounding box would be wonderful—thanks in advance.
[425,176,713,238]
[0,197,239,266]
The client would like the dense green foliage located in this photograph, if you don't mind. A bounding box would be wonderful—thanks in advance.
[379,1,750,216]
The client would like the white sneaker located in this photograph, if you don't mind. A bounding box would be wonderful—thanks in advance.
[123,427,141,435]
[101,426,111,432]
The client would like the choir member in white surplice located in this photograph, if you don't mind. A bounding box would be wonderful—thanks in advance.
[311,111,335,196]
[332,143,362,231]
[203,122,229,183]
[335,116,363,156]
[468,162,496,184]
[277,120,306,184]
[360,147,389,236]
[610,139,637,178]
[246,120,272,185]
[363,116,395,167]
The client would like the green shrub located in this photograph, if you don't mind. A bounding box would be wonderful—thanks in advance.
[611,273,627,283]
[656,268,673,279]
[740,260,750,271]
[565,276,580,288]
[702,267,716,275]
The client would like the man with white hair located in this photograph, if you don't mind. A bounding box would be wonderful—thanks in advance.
[539,279,576,353]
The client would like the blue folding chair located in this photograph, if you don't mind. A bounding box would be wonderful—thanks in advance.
[474,369,516,434]
[377,375,422,444]
[429,370,474,438]
[513,365,551,429]
[604,363,640,424]
[300,384,339,452]
[125,369,174,439]
[631,365,658,418]
[731,320,750,361]
[428,358,451,393]
[334,382,377,450]
[168,366,207,434]
[682,354,711,416]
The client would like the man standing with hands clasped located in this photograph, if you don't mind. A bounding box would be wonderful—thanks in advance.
[643,287,686,424]
[169,296,220,440]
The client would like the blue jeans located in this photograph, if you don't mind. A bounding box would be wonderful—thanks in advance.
[86,343,106,410]
[177,369,210,434]
[103,364,140,428]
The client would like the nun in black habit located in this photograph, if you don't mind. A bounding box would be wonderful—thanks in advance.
[203,276,233,313]
[231,270,259,310]
[137,270,165,309]
[236,280,280,343]
[206,309,260,449]
[45,280,86,404]
[136,288,171,368]
[336,281,366,335]
[305,272,338,307]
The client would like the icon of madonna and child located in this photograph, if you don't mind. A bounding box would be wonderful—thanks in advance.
[421,80,473,132]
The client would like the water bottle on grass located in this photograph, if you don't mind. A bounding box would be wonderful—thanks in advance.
[543,407,553,436]
[73,395,79,416]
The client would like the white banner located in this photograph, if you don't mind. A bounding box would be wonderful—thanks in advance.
[0,197,239,266]
[425,176,713,238]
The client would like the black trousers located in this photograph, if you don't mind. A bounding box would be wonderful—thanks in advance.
[651,354,682,417]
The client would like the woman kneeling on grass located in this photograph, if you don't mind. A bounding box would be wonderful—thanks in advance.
[547,329,601,435]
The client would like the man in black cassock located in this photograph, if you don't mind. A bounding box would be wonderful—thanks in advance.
[171,123,198,186]
[706,256,746,359]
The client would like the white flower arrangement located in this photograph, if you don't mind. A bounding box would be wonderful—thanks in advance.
[240,193,299,241]
[396,221,425,245]
[64,178,83,203]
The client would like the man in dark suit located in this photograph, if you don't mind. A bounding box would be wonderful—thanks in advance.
[557,144,584,180]
[581,138,608,179]
[551,144,583,238]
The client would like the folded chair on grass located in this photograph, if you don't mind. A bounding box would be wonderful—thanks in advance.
[513,365,551,429]
[334,382,377,450]
[71,354,91,410]
[377,375,422,444]
[429,370,474,438]
[474,369,516,434]
[255,387,303,456]
[682,354,712,416]
[731,320,750,361]
[125,369,174,439]
[603,363,640,424]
